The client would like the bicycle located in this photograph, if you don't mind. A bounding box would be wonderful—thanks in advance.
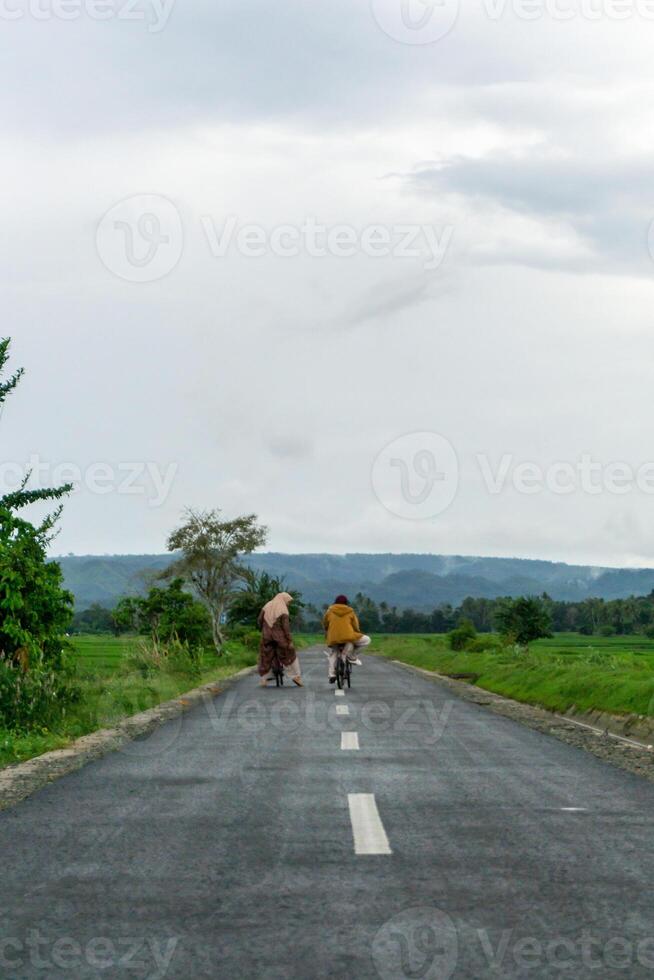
[333,644,352,690]
[271,650,285,687]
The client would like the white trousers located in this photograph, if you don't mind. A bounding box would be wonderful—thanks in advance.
[327,635,371,676]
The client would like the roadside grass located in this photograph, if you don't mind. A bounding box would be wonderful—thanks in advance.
[372,633,654,718]
[0,633,258,769]
[294,633,323,648]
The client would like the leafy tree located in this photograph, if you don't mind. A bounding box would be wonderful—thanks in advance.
[165,509,267,653]
[494,596,553,648]
[71,603,117,635]
[352,592,382,633]
[114,579,211,647]
[228,568,303,628]
[0,339,75,726]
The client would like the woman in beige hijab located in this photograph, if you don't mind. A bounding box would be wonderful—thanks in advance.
[257,592,303,687]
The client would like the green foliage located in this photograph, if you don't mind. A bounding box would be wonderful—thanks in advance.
[0,507,73,669]
[226,624,262,651]
[165,508,268,653]
[494,596,553,647]
[71,603,118,635]
[447,619,477,651]
[467,634,501,653]
[123,635,204,679]
[598,624,616,637]
[0,339,77,730]
[0,653,78,730]
[228,568,303,628]
[114,579,212,647]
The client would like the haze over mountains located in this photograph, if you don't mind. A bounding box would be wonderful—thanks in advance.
[56,553,654,611]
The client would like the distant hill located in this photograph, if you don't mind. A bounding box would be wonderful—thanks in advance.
[54,552,654,611]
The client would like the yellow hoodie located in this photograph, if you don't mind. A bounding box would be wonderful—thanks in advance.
[323,604,363,646]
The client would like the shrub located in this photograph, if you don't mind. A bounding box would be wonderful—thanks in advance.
[0,652,79,730]
[467,635,500,653]
[123,637,204,679]
[448,619,477,651]
[598,625,616,637]
[114,579,212,648]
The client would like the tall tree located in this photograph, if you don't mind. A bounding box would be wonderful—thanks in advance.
[0,339,74,725]
[165,509,267,653]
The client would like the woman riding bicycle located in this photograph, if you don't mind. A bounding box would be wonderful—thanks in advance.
[323,595,371,684]
[257,592,303,688]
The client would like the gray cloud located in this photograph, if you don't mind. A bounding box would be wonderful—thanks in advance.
[5,2,654,566]
[402,150,654,274]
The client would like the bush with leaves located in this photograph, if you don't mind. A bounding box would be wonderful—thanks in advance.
[467,635,501,653]
[0,338,76,729]
[124,635,204,679]
[114,578,212,648]
[447,619,477,651]
[494,596,553,648]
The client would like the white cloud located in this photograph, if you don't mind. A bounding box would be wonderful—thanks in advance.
[4,3,654,566]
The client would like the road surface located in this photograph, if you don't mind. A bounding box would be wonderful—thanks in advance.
[2,646,654,979]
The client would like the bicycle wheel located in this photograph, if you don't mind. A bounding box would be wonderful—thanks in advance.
[335,657,344,690]
[345,660,351,688]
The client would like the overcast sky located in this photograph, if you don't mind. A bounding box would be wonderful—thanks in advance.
[4,0,654,566]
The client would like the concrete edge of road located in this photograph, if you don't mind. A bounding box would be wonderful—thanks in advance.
[0,666,257,813]
[389,658,654,783]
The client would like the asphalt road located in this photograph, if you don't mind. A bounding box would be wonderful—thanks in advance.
[3,646,654,979]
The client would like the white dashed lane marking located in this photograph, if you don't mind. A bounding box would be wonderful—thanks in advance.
[348,794,392,855]
[336,705,349,716]
[341,732,359,751]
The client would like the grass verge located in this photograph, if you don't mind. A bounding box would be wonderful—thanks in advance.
[372,634,654,718]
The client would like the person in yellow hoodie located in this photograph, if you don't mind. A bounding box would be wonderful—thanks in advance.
[323,595,371,683]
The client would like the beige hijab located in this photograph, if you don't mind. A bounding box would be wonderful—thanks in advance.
[262,592,293,627]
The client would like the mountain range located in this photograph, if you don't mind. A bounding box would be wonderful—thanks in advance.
[54,552,654,611]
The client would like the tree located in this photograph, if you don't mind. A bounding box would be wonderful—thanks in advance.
[71,603,117,635]
[165,509,267,653]
[114,579,212,647]
[494,596,553,648]
[0,339,75,726]
[352,593,382,633]
[228,568,303,628]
